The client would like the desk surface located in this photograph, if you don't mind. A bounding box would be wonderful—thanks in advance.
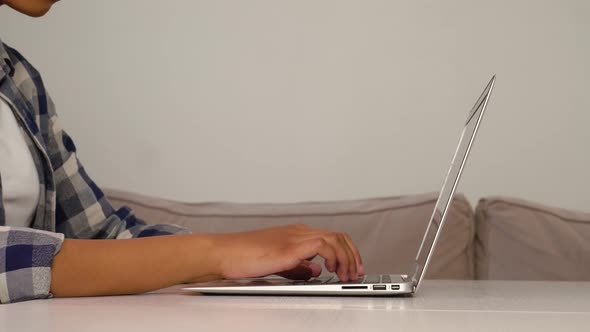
[2,280,589,332]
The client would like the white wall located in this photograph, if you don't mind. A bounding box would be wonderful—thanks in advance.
[1,0,589,211]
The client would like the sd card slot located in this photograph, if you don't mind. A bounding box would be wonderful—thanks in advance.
[342,286,368,290]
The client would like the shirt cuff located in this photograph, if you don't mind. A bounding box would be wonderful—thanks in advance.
[0,226,65,304]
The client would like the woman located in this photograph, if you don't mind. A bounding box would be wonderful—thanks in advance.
[0,0,363,304]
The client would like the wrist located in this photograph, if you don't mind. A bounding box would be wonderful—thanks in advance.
[184,233,225,282]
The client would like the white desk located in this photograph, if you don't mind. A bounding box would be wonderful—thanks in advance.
[2,280,589,332]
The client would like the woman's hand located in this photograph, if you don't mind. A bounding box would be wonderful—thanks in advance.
[209,224,364,282]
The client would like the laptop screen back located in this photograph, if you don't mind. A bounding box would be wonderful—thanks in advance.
[411,76,495,291]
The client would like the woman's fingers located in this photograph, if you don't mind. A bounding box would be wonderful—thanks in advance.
[277,260,321,280]
[293,228,361,281]
[291,238,338,274]
[333,238,351,281]
[301,260,322,277]
[343,233,363,275]
[337,233,358,280]
[318,231,358,281]
[315,232,353,282]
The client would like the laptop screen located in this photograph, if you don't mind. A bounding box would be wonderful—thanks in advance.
[411,76,495,290]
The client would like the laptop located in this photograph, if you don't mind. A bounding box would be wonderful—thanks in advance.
[184,75,496,296]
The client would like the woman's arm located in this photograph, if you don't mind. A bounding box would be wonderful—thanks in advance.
[50,234,218,297]
[50,224,363,298]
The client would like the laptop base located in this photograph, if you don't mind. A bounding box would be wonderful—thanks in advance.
[184,274,415,296]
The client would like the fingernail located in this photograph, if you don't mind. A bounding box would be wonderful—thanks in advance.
[310,263,321,276]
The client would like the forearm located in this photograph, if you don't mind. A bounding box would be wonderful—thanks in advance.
[50,234,221,297]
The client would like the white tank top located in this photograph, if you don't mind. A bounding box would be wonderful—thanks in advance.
[0,97,40,227]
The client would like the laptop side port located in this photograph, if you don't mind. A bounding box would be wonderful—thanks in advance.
[391,285,401,290]
[342,286,368,290]
[373,285,387,290]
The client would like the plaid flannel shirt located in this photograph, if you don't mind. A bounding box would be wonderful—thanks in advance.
[0,39,189,304]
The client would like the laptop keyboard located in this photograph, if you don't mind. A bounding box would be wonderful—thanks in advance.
[326,274,393,284]
[295,274,394,285]
[361,274,392,284]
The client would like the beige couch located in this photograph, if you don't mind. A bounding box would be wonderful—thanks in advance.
[105,189,590,281]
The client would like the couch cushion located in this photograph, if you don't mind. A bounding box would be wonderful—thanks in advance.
[105,189,475,279]
[475,197,590,280]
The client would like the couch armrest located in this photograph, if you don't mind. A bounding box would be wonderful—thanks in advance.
[475,197,590,280]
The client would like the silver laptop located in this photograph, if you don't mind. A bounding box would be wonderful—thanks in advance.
[184,76,496,296]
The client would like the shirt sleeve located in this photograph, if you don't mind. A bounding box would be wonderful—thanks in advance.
[2,47,189,304]
[44,92,190,239]
[0,226,64,304]
[8,45,189,241]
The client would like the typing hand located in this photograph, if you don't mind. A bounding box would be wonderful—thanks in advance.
[211,224,363,282]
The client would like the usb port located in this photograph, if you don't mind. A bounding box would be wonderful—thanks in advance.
[373,285,386,290]
[391,285,400,290]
